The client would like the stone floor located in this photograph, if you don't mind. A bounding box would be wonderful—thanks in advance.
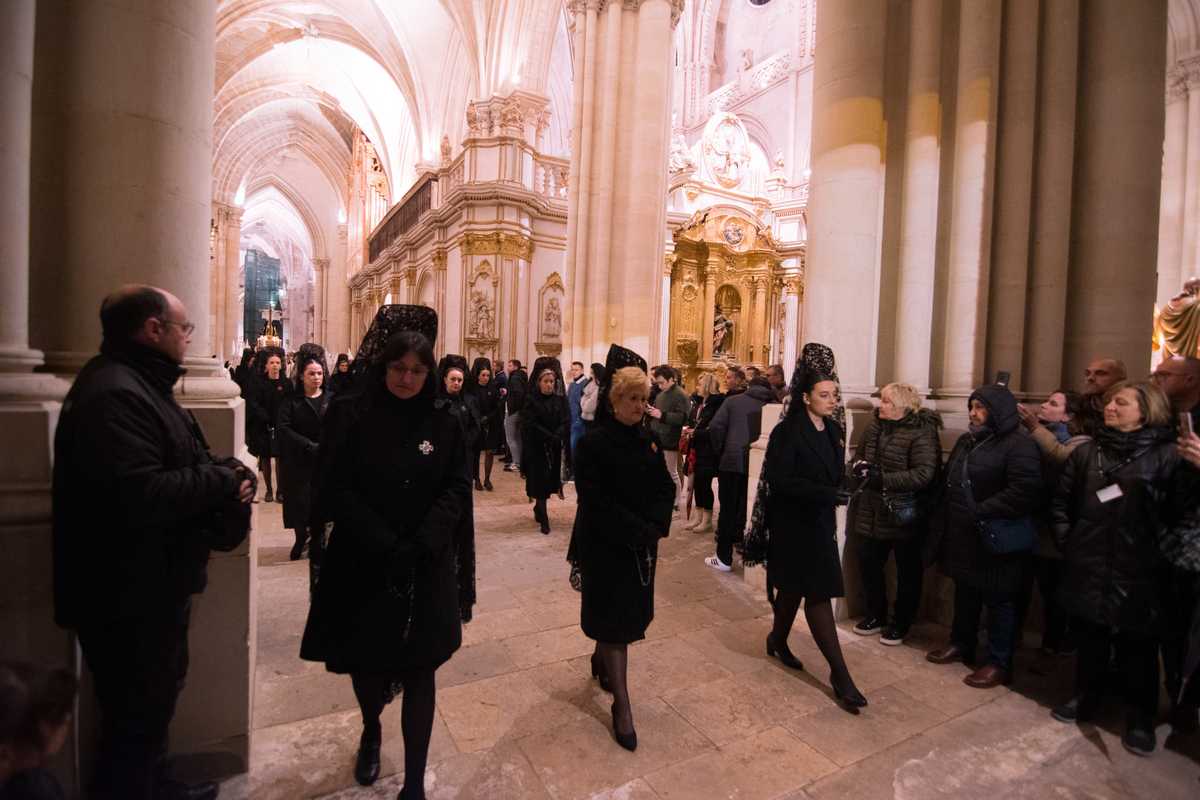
[217,467,1200,800]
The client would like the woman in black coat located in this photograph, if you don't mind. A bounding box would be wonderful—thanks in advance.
[683,373,724,534]
[1050,381,1197,756]
[847,382,943,645]
[569,345,676,751]
[300,306,474,798]
[469,357,504,491]
[245,346,291,502]
[746,349,867,712]
[926,383,1041,689]
[277,354,332,561]
[523,357,570,534]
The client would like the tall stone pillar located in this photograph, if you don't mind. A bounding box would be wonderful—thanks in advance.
[313,258,329,347]
[1159,71,1189,307]
[892,0,941,393]
[937,0,1001,396]
[567,0,682,364]
[325,224,351,357]
[28,0,257,781]
[751,275,767,365]
[1183,73,1200,278]
[801,0,886,395]
[702,263,718,364]
[0,8,76,794]
[1023,0,1078,396]
[222,206,243,358]
[782,274,801,374]
[1064,0,1167,379]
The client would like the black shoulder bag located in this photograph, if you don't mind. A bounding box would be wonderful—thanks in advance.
[875,428,925,527]
[961,447,1036,554]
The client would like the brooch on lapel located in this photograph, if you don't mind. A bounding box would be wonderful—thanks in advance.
[419,440,434,455]
[651,442,658,453]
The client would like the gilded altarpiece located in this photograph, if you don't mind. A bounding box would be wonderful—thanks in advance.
[459,231,535,368]
[669,207,784,387]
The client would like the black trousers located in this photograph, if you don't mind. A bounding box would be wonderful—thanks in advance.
[1012,555,1070,653]
[1072,616,1159,718]
[75,600,192,800]
[716,471,748,565]
[693,461,717,510]
[856,536,924,627]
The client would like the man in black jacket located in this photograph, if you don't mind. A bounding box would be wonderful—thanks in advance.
[503,359,528,472]
[53,285,254,800]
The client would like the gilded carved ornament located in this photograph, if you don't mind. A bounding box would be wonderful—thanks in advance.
[459,231,535,260]
[432,248,448,271]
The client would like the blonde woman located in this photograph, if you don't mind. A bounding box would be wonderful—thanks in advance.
[683,373,725,532]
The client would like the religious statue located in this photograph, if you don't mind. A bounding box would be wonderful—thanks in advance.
[465,104,481,137]
[670,129,697,173]
[543,297,562,339]
[469,290,494,338]
[773,149,786,176]
[1155,277,1200,358]
[713,304,734,355]
[440,134,452,168]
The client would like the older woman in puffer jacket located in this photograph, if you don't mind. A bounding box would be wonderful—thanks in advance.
[848,383,943,647]
[1050,381,1199,758]
[925,383,1042,689]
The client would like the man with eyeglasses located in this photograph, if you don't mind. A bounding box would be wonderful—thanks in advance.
[53,285,255,800]
[1150,356,1200,420]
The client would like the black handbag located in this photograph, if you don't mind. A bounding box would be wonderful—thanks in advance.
[961,449,1036,554]
[872,428,927,527]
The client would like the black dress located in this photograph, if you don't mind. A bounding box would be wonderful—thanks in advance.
[764,411,847,599]
[472,381,505,451]
[299,387,475,674]
[246,375,292,458]
[276,390,332,530]
[571,415,676,643]
[523,389,570,500]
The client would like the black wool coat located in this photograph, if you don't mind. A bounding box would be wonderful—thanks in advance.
[445,390,481,451]
[1053,425,1199,633]
[52,339,243,627]
[276,390,332,529]
[523,390,570,500]
[764,411,846,599]
[245,375,292,458]
[848,409,943,541]
[300,388,475,674]
[689,393,727,475]
[930,384,1042,595]
[471,381,505,451]
[570,415,676,643]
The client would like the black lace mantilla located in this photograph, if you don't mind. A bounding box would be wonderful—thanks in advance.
[744,343,845,572]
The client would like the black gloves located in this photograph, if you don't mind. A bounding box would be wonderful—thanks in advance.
[547,434,562,449]
[305,441,319,455]
[864,469,883,490]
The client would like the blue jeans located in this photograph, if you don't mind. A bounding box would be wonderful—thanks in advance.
[950,582,1014,671]
[570,417,586,470]
[504,411,522,466]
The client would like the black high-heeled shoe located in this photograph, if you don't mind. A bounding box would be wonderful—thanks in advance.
[766,633,804,671]
[484,479,493,491]
[590,653,613,693]
[263,489,274,503]
[611,702,637,752]
[474,478,484,491]
[832,680,868,714]
[354,728,381,786]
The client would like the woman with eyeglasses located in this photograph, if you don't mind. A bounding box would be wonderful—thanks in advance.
[301,307,475,800]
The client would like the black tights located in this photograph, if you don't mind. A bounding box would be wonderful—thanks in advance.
[772,591,860,696]
[351,670,436,800]
[594,642,633,736]
[259,456,275,492]
[474,449,494,483]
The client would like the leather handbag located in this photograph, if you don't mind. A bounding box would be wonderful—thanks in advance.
[961,450,1036,554]
[873,428,927,528]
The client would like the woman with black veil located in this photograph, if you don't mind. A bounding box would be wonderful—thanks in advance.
[438,354,479,452]
[245,345,290,502]
[568,345,676,751]
[469,357,505,491]
[299,306,475,800]
[743,343,868,713]
[523,357,571,534]
[276,345,333,561]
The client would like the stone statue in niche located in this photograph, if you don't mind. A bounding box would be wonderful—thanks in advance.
[465,104,481,137]
[669,114,696,174]
[440,134,452,167]
[543,297,562,339]
[1155,277,1200,358]
[713,304,734,355]
[469,290,494,338]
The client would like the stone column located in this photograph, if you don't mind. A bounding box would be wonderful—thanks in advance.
[801,0,887,395]
[701,262,718,364]
[324,224,351,357]
[28,0,256,779]
[1183,70,1200,278]
[937,0,1002,396]
[892,0,941,393]
[751,275,767,365]
[565,0,599,363]
[0,10,75,796]
[1023,0,1078,396]
[312,258,328,346]
[1159,71,1189,307]
[222,206,243,358]
[1064,0,1167,378]
[782,275,801,373]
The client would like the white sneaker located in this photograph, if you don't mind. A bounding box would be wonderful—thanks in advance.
[705,555,731,572]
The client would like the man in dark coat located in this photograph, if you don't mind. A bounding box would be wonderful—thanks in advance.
[503,360,528,472]
[706,378,771,569]
[53,285,254,800]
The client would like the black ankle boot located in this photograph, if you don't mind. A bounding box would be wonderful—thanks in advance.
[355,726,382,786]
[289,529,307,561]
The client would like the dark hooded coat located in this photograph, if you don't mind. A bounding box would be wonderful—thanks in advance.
[929,384,1042,595]
[1053,424,1199,633]
[848,409,944,541]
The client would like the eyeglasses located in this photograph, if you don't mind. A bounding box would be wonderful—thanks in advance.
[386,364,429,377]
[158,319,195,335]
